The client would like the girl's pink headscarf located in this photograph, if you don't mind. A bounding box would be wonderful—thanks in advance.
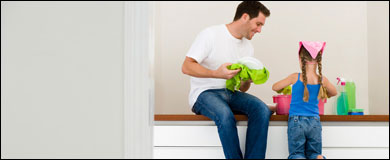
[299,41,326,59]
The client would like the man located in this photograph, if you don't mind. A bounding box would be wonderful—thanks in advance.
[181,1,272,159]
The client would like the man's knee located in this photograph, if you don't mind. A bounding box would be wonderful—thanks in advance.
[215,109,236,126]
[251,100,272,117]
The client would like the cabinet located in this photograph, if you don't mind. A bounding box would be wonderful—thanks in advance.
[154,122,389,159]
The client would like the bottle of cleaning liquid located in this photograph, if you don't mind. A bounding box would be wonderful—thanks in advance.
[336,77,349,115]
[345,80,356,113]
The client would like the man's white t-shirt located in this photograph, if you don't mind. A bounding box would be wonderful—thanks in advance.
[186,24,254,108]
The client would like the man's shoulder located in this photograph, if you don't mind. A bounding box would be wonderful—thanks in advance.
[204,24,225,30]
[200,24,225,35]
[195,24,224,42]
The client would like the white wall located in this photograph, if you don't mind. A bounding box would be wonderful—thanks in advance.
[367,2,389,115]
[154,1,389,115]
[2,2,124,158]
[154,1,240,114]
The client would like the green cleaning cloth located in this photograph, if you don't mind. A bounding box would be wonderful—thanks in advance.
[226,63,269,92]
[276,85,292,95]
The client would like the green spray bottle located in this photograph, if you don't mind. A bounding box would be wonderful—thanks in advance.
[336,77,349,115]
[345,80,356,113]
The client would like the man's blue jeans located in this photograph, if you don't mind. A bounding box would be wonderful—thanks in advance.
[192,88,272,159]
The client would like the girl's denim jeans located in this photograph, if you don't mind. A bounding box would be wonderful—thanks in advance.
[192,88,272,159]
[287,115,324,159]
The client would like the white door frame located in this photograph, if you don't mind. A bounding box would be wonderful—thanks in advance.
[1,2,7,158]
[123,1,155,159]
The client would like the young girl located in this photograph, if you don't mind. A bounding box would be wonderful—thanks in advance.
[272,41,337,159]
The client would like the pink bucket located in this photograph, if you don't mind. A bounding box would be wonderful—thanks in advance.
[273,95,327,115]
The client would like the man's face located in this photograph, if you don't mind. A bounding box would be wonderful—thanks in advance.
[243,12,266,40]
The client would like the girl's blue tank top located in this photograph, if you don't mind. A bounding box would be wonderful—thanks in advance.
[289,73,321,118]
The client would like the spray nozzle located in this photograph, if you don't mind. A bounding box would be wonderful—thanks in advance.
[337,77,346,86]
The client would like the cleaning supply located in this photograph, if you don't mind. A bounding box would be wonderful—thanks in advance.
[226,64,269,92]
[348,108,364,115]
[298,41,326,59]
[273,85,292,115]
[345,80,356,112]
[336,77,349,115]
[318,98,326,115]
[237,56,264,70]
[276,85,292,95]
[226,57,269,92]
[273,94,291,115]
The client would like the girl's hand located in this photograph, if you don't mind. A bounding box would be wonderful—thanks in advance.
[272,73,295,92]
[322,76,338,97]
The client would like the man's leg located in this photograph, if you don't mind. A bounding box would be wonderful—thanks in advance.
[229,91,272,159]
[192,89,243,159]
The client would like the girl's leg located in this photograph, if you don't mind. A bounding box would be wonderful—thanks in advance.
[287,116,306,159]
[305,116,324,159]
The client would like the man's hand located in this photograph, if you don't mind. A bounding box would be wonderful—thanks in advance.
[239,79,252,92]
[182,57,240,79]
[213,63,241,79]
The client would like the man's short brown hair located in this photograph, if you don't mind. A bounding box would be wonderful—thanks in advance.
[233,1,270,21]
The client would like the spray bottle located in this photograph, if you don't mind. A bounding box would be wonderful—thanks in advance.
[336,77,349,115]
[345,79,356,113]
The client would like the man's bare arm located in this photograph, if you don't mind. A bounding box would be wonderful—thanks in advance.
[182,56,240,79]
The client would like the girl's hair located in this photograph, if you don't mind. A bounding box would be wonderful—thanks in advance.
[299,46,328,102]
